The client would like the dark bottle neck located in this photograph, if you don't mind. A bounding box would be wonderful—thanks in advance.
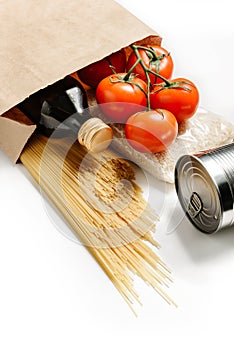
[18,76,90,137]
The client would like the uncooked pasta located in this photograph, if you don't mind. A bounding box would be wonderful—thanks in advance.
[20,134,175,313]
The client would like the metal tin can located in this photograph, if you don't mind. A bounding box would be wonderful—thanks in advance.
[175,143,234,234]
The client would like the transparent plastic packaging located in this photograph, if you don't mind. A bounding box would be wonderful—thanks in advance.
[112,108,234,183]
[88,96,234,183]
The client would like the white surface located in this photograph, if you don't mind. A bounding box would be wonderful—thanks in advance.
[0,1,234,349]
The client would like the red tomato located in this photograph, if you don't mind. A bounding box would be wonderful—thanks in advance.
[150,78,199,123]
[125,109,178,153]
[77,50,126,87]
[96,73,147,122]
[126,45,173,85]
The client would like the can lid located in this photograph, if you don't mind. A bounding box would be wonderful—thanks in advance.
[175,154,233,234]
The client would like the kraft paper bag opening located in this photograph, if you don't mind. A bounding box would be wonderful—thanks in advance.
[0,0,161,162]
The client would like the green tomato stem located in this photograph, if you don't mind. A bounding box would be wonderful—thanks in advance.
[131,45,171,86]
[129,44,172,111]
[132,45,158,60]
[123,57,141,81]
[135,45,168,62]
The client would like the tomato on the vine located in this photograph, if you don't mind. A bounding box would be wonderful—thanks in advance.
[126,45,173,85]
[96,73,147,122]
[150,78,199,123]
[125,109,178,153]
[77,49,126,88]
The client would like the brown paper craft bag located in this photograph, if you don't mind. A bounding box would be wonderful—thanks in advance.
[1,0,233,181]
[0,0,160,162]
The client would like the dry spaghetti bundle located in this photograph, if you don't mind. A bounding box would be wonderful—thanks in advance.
[20,134,175,313]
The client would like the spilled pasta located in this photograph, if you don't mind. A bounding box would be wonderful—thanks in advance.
[20,134,175,314]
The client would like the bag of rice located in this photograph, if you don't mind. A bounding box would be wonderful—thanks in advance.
[88,89,234,183]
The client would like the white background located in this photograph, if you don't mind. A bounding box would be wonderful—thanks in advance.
[1,1,234,349]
